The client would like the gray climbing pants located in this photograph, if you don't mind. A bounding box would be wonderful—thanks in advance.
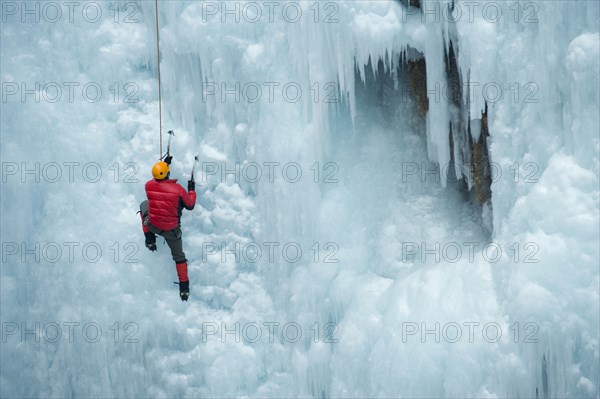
[140,200,186,264]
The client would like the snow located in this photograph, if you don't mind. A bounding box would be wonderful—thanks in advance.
[1,0,599,398]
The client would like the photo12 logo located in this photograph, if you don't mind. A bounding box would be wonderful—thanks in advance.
[400,241,540,264]
[402,1,539,24]
[199,1,339,24]
[202,81,340,104]
[423,81,539,105]
[200,161,339,184]
[1,82,139,104]
[201,321,339,344]
[2,321,139,344]
[1,162,140,184]
[1,2,141,24]
[400,321,539,344]
[2,242,140,264]
[400,161,541,185]
[200,241,340,264]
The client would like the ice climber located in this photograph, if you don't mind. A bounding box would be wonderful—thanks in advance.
[139,155,196,301]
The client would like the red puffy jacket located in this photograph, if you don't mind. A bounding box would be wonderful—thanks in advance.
[145,179,196,231]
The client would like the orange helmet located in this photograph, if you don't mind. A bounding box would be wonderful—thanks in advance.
[152,161,170,180]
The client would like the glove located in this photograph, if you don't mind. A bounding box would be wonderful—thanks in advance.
[144,232,157,252]
[164,155,173,165]
[188,180,195,191]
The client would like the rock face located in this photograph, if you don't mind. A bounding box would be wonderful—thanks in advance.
[408,56,428,119]
[470,106,492,206]
[406,38,493,220]
[445,40,493,210]
[398,0,421,9]
[356,33,493,224]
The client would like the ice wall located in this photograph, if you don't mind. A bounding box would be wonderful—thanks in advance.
[148,0,600,396]
[1,0,598,397]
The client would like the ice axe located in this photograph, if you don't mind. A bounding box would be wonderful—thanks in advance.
[162,130,175,160]
[191,156,199,182]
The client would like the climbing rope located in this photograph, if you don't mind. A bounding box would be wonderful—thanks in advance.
[155,0,163,158]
